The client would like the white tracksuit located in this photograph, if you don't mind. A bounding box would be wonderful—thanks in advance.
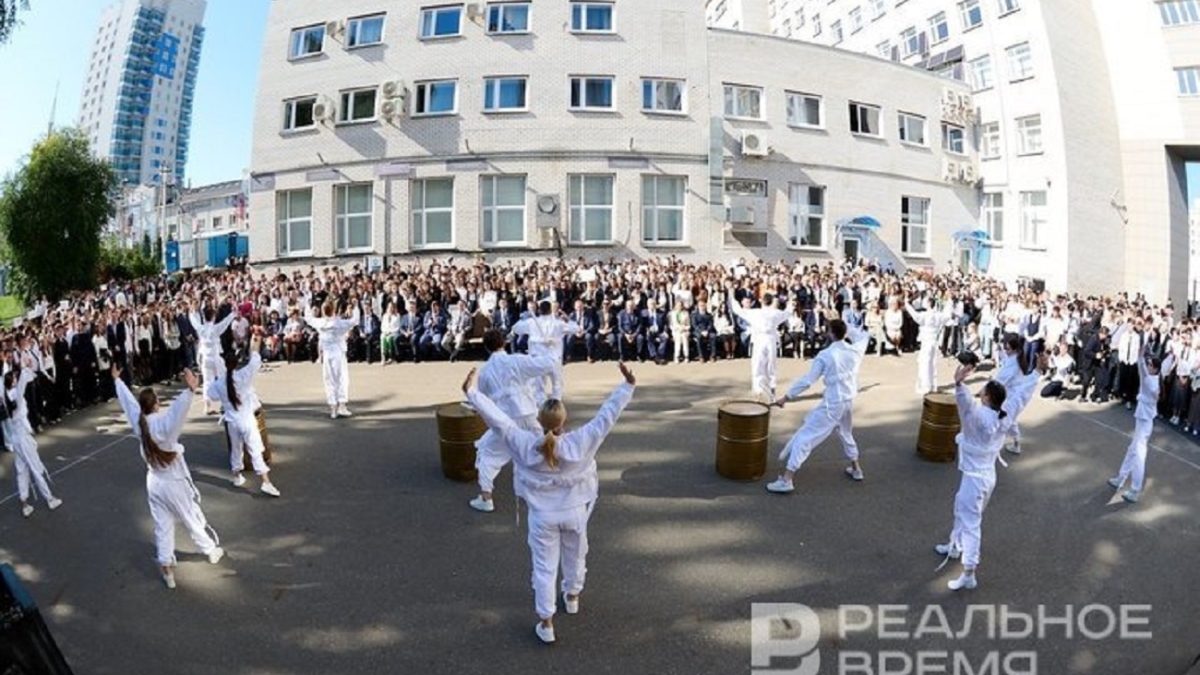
[946,383,1007,569]
[190,312,236,408]
[305,309,359,407]
[1115,358,1166,493]
[207,353,269,476]
[115,380,220,566]
[512,315,579,401]
[778,327,871,472]
[907,303,949,395]
[1001,368,1039,444]
[467,381,634,620]
[729,301,790,398]
[6,370,55,504]
[474,351,560,494]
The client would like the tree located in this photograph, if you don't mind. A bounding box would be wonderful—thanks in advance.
[0,1,29,45]
[0,129,114,301]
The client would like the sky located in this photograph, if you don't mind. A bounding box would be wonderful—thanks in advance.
[0,0,269,187]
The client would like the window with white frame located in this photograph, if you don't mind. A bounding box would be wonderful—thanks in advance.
[796,7,806,27]
[901,196,930,255]
[289,24,324,59]
[347,14,385,47]
[898,112,927,145]
[900,26,920,55]
[569,175,614,243]
[487,2,530,33]
[1160,1,1200,25]
[570,76,615,110]
[849,7,863,32]
[283,96,316,131]
[981,121,1001,159]
[870,0,886,18]
[1016,114,1042,154]
[483,76,528,111]
[1006,42,1034,80]
[481,175,526,246]
[849,102,881,136]
[1177,67,1200,96]
[959,0,983,29]
[570,2,614,32]
[642,175,686,244]
[786,92,823,127]
[724,84,764,119]
[420,5,463,39]
[788,184,825,248]
[942,123,965,154]
[983,192,1004,242]
[1020,190,1046,248]
[876,40,892,58]
[276,189,313,257]
[338,87,377,123]
[412,178,454,248]
[414,79,458,116]
[831,19,843,43]
[642,78,685,113]
[929,11,949,43]
[997,0,1020,15]
[969,54,994,91]
[813,13,822,35]
[335,183,373,251]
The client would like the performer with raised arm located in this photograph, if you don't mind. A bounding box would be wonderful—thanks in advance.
[207,332,280,497]
[512,300,579,400]
[767,318,871,493]
[906,294,950,395]
[728,293,791,400]
[189,296,236,415]
[112,365,224,589]
[304,300,360,419]
[5,355,63,518]
[462,362,636,645]
[1108,349,1172,503]
[993,334,1040,455]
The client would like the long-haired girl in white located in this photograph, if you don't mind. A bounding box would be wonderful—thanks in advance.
[303,300,359,419]
[5,355,62,518]
[208,332,280,497]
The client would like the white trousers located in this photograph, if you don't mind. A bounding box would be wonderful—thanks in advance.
[322,353,350,406]
[146,474,220,566]
[1117,417,1152,492]
[673,333,689,362]
[12,433,52,502]
[916,343,937,394]
[750,340,777,398]
[947,471,995,569]
[200,352,223,405]
[527,503,592,620]
[475,414,540,493]
[780,401,859,472]
[228,414,270,475]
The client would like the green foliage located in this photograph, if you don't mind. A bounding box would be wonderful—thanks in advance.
[98,241,161,283]
[0,128,114,302]
[0,296,23,324]
[0,0,29,45]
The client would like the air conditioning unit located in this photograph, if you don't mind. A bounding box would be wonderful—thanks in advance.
[466,3,484,20]
[380,99,401,120]
[960,163,976,184]
[326,20,343,38]
[942,89,958,108]
[382,80,406,99]
[942,158,959,182]
[740,131,769,157]
[312,100,335,123]
[956,93,972,110]
[728,205,756,224]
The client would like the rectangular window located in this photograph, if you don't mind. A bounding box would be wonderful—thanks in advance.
[212,216,221,230]
[481,175,527,246]
[412,178,454,248]
[289,25,325,59]
[870,0,887,18]
[997,0,1020,15]
[786,92,823,128]
[849,7,863,32]
[942,123,965,154]
[335,183,373,251]
[347,14,385,47]
[813,13,822,35]
[849,102,881,136]
[724,84,764,119]
[876,40,892,58]
[1007,42,1034,81]
[570,76,614,110]
[1016,114,1042,154]
[901,196,930,255]
[338,88,378,123]
[981,121,1001,159]
[414,79,458,116]
[1177,67,1200,96]
[420,5,463,38]
[487,2,530,33]
[642,78,685,113]
[969,54,994,91]
[929,11,949,43]
[1160,0,1200,25]
[900,26,920,55]
[831,19,843,43]
[1020,190,1046,248]
[570,2,614,32]
[983,192,1004,242]
[568,174,614,243]
[898,112,927,145]
[959,0,983,29]
[283,96,317,130]
[788,184,825,248]
[276,189,313,257]
[484,76,528,111]
[641,175,686,244]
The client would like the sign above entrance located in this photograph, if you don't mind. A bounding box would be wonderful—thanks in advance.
[724,179,767,196]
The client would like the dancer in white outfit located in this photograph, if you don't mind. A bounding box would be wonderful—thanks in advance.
[5,358,63,518]
[189,302,236,415]
[112,366,224,589]
[207,334,280,497]
[767,319,870,493]
[906,297,950,395]
[993,334,1040,455]
[512,301,578,401]
[304,301,360,419]
[1109,351,1169,503]
[469,330,560,513]
[729,294,790,400]
[463,362,636,645]
[935,365,1008,591]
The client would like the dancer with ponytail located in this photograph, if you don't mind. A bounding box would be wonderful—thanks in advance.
[462,361,636,645]
[112,365,224,589]
[1108,350,1171,503]
[208,333,280,497]
[993,334,1040,455]
[303,300,359,419]
[5,354,62,518]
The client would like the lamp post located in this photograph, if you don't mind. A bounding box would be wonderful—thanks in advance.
[158,163,172,271]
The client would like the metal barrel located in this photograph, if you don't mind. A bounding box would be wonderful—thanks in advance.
[715,400,771,481]
[916,393,960,463]
[436,402,487,482]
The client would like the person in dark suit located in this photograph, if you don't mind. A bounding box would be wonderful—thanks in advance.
[106,310,132,387]
[418,300,450,362]
[50,326,72,420]
[596,299,617,361]
[358,303,382,364]
[564,299,598,363]
[642,299,669,365]
[691,300,717,363]
[617,300,644,362]
[397,309,421,363]
[70,319,98,406]
[491,298,516,353]
[1080,326,1110,403]
[175,305,198,369]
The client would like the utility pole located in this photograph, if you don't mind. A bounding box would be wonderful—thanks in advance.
[158,163,171,271]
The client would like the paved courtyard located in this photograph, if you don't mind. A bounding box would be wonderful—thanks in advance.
[2,354,1198,674]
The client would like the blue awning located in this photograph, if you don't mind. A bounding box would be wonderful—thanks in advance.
[848,216,882,228]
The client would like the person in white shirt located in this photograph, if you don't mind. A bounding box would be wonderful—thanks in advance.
[463,362,636,645]
[189,300,236,415]
[512,301,579,400]
[729,293,791,400]
[5,357,62,518]
[207,335,280,497]
[767,319,870,493]
[1039,345,1075,400]
[906,296,950,395]
[304,301,360,419]
[1109,351,1172,503]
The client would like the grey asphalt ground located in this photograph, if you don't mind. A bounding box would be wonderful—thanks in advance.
[1,353,1198,675]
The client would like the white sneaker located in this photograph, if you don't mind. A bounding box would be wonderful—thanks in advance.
[934,543,962,559]
[563,592,580,615]
[1125,402,1132,411]
[162,570,176,589]
[766,478,794,494]
[1122,490,1140,504]
[948,573,978,591]
[261,482,281,498]
[47,497,63,510]
[232,473,247,487]
[329,408,338,420]
[1107,476,1123,490]
[535,622,556,644]
[21,504,33,518]
[207,547,225,564]
[1170,416,1180,425]
[337,405,353,418]
[845,465,864,481]
[469,497,495,513]
[1004,441,1022,455]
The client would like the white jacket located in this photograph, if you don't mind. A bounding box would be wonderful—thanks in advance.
[478,351,560,416]
[954,383,1005,477]
[115,378,196,482]
[784,327,870,406]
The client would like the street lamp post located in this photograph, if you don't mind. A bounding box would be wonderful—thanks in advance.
[158,163,171,271]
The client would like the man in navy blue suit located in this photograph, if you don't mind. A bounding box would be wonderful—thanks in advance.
[642,298,670,365]
[617,300,644,362]
[564,299,598,363]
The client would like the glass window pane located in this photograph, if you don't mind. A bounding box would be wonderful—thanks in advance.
[413,213,425,246]
[658,177,684,205]
[585,209,611,240]
[496,211,524,241]
[643,81,653,109]
[587,5,612,30]
[482,210,495,242]
[426,179,453,208]
[290,221,311,251]
[435,9,460,35]
[495,176,525,205]
[349,215,371,248]
[569,209,583,241]
[659,210,683,241]
[500,79,525,107]
[291,189,312,217]
[584,176,612,205]
[426,212,453,243]
[431,83,455,111]
[352,90,376,119]
[348,184,372,212]
[569,176,582,204]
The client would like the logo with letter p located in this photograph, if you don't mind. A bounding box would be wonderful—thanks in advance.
[751,603,821,675]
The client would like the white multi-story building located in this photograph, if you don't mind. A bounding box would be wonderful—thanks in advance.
[248,0,980,273]
[77,0,206,187]
[710,0,1200,303]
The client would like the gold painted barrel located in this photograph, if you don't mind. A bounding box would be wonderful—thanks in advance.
[224,407,273,467]
[436,402,487,482]
[716,400,771,481]
[916,393,960,463]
